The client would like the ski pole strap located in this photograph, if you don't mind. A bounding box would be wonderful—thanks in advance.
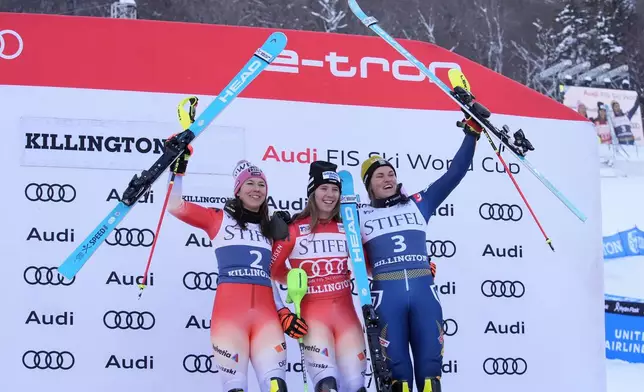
[177,96,199,130]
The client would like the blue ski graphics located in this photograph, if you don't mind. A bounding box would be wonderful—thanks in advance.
[57,32,288,280]
[347,0,586,223]
[339,170,372,308]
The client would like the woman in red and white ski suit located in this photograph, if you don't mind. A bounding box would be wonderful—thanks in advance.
[270,161,368,392]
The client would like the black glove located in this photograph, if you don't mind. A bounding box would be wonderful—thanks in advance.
[273,210,292,224]
[166,136,192,176]
[269,211,291,241]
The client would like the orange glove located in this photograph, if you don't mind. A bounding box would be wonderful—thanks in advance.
[278,307,308,339]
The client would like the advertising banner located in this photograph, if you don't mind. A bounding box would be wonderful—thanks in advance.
[605,294,644,364]
[562,85,643,145]
[0,12,603,392]
[603,227,644,259]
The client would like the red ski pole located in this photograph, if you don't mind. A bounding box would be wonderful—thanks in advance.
[138,96,199,299]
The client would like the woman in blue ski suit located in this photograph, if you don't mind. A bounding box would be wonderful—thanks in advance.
[358,114,482,392]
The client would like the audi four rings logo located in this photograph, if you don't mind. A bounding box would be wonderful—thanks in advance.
[106,228,154,247]
[22,350,75,370]
[426,240,456,258]
[479,203,523,221]
[24,266,75,286]
[183,354,217,373]
[483,358,527,375]
[299,258,346,278]
[442,318,458,336]
[183,272,219,291]
[0,30,23,60]
[25,183,76,203]
[103,311,156,330]
[481,280,525,298]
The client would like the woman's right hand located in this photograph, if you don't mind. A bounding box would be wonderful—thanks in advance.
[278,307,308,339]
[166,134,193,176]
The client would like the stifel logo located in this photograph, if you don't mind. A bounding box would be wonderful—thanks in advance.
[262,145,318,164]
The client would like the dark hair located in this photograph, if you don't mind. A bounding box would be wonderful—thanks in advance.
[297,191,341,233]
[223,197,272,238]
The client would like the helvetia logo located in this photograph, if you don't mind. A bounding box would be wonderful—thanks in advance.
[302,344,329,356]
[213,346,238,362]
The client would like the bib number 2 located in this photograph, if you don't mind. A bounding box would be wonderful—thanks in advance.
[249,250,263,269]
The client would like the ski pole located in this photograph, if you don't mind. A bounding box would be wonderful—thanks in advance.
[448,70,554,251]
[138,96,199,299]
[286,268,308,392]
[477,124,554,251]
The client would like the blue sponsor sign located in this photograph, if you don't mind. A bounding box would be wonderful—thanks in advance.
[603,226,644,259]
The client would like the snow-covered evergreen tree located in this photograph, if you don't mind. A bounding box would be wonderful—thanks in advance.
[550,0,592,65]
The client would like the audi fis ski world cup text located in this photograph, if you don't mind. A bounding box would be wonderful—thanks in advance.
[261,145,520,174]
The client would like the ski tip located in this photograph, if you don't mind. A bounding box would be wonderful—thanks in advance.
[266,31,288,50]
[448,68,470,92]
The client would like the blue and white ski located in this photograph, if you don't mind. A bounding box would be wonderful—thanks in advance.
[347,0,587,223]
[57,32,288,280]
[339,170,393,392]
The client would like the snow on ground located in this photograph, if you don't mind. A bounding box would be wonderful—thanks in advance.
[604,256,644,300]
[602,175,644,392]
[606,359,644,392]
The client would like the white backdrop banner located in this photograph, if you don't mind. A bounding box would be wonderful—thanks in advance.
[0,12,604,392]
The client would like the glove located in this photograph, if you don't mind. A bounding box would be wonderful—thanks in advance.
[459,102,488,139]
[273,210,292,224]
[269,210,291,241]
[166,134,193,176]
[278,307,308,339]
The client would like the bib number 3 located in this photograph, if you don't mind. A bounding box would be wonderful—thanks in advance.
[391,235,407,253]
